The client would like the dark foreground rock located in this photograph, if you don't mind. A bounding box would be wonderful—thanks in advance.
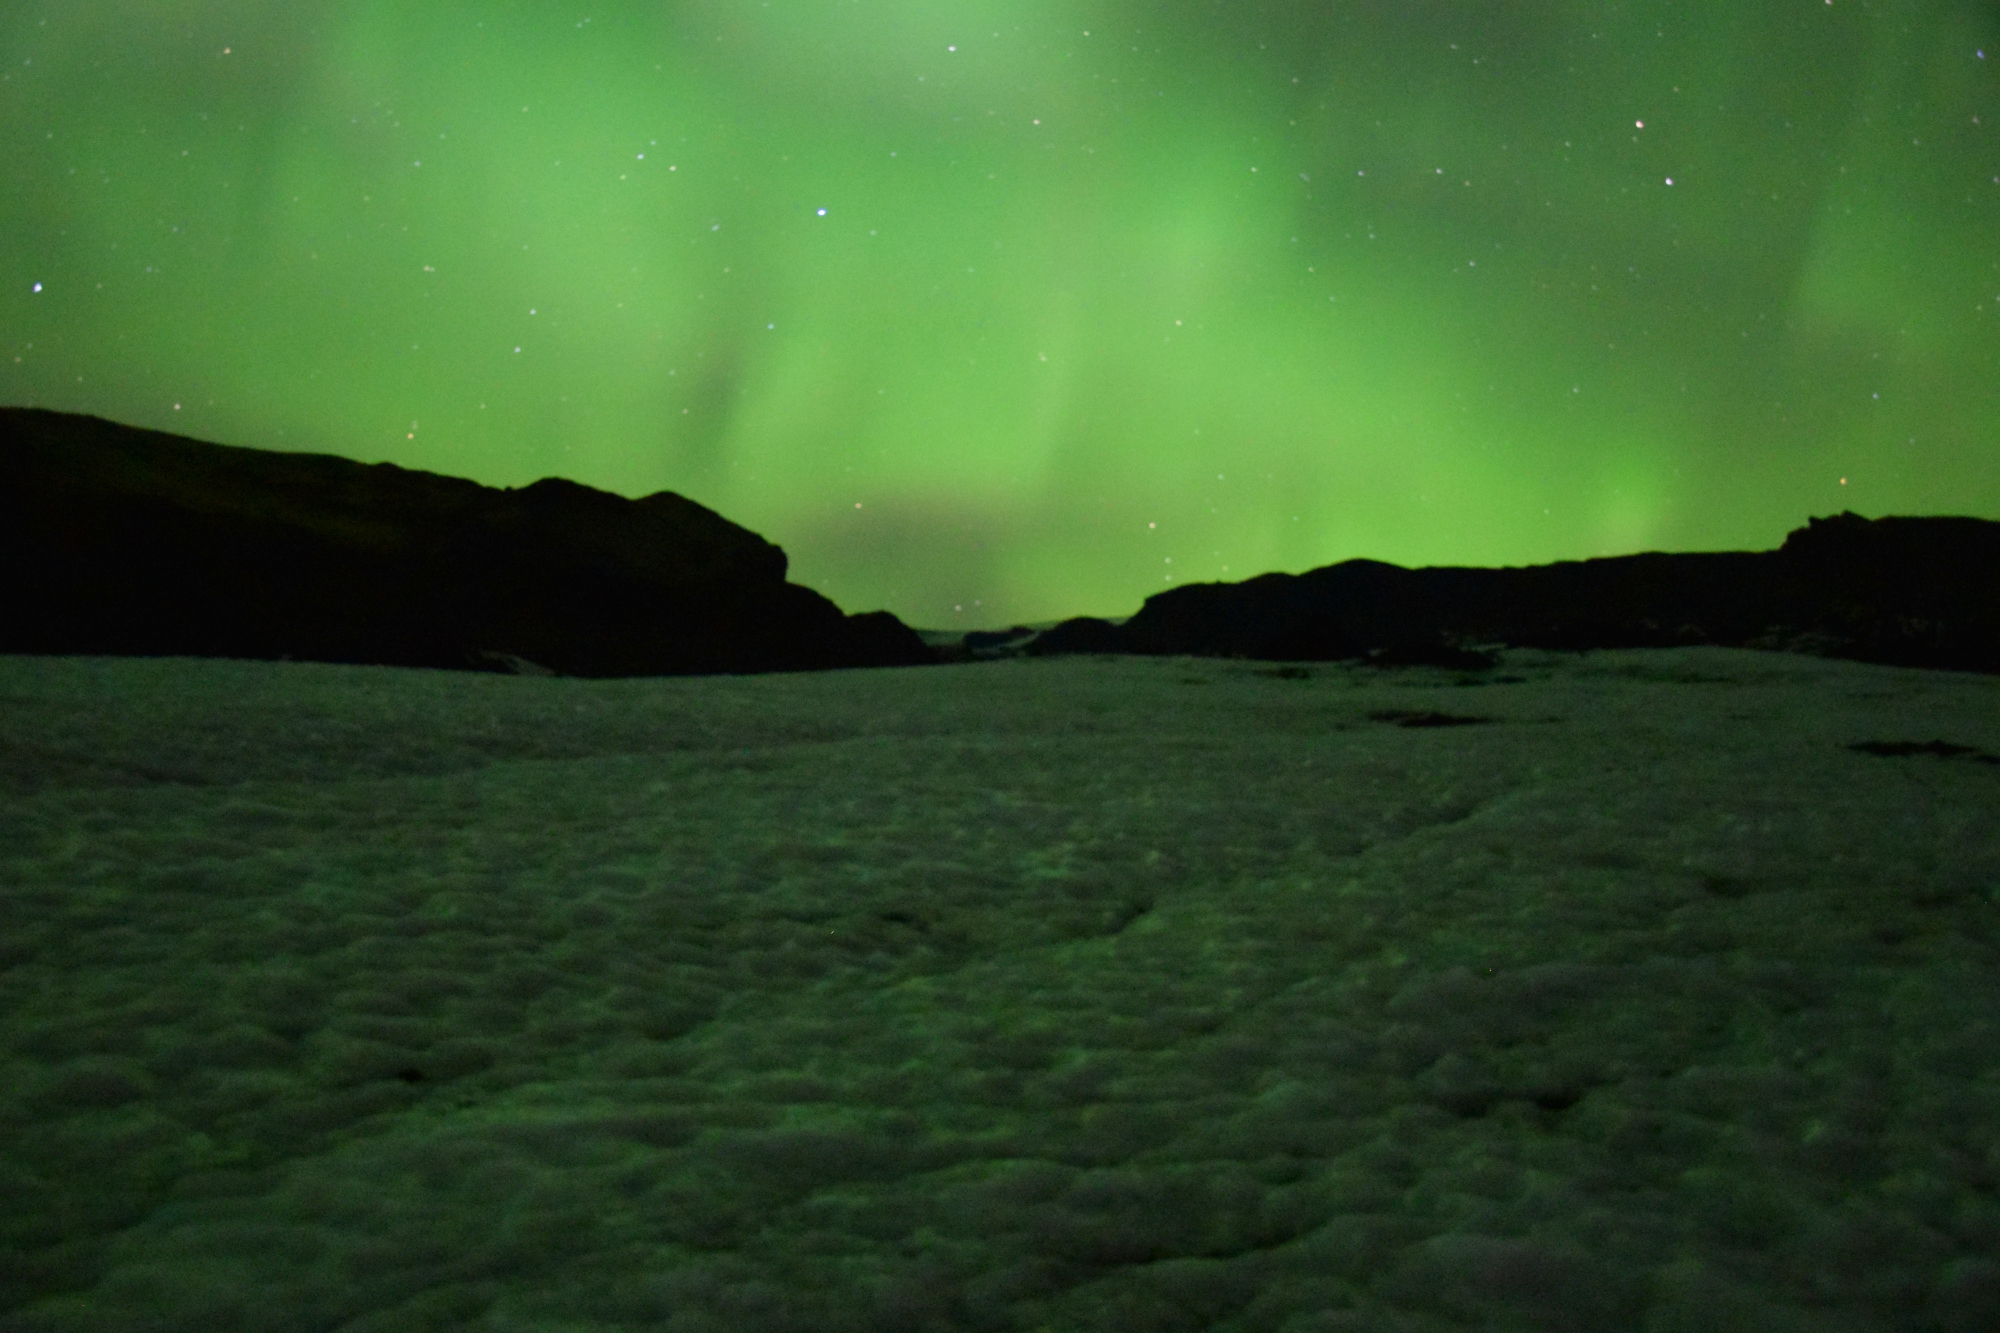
[0,408,935,677]
[1028,513,2000,674]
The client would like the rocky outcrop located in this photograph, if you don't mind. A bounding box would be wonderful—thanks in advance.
[1027,513,2000,674]
[0,407,936,676]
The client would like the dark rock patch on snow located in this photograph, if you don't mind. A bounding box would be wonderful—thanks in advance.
[1369,710,1497,729]
[1848,739,2000,764]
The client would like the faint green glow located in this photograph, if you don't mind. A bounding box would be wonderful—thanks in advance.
[4,1,1995,628]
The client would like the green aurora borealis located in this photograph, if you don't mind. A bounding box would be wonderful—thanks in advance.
[5,2,1997,628]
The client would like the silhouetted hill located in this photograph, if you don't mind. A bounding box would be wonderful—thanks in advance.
[0,407,933,676]
[8,408,1995,678]
[1019,514,2000,675]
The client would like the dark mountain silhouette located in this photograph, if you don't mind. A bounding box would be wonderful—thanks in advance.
[0,407,931,676]
[6,407,1995,677]
[1022,512,2000,674]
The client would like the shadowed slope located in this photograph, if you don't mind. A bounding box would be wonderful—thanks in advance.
[1028,512,2000,675]
[0,408,934,677]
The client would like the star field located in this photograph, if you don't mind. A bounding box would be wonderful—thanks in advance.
[4,1,1996,627]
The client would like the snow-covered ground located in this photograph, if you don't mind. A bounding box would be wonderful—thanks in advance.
[2,646,1997,1333]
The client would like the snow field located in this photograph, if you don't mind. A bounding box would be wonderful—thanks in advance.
[1,647,1998,1332]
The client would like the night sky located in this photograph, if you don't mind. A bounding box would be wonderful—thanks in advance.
[5,2,1996,629]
